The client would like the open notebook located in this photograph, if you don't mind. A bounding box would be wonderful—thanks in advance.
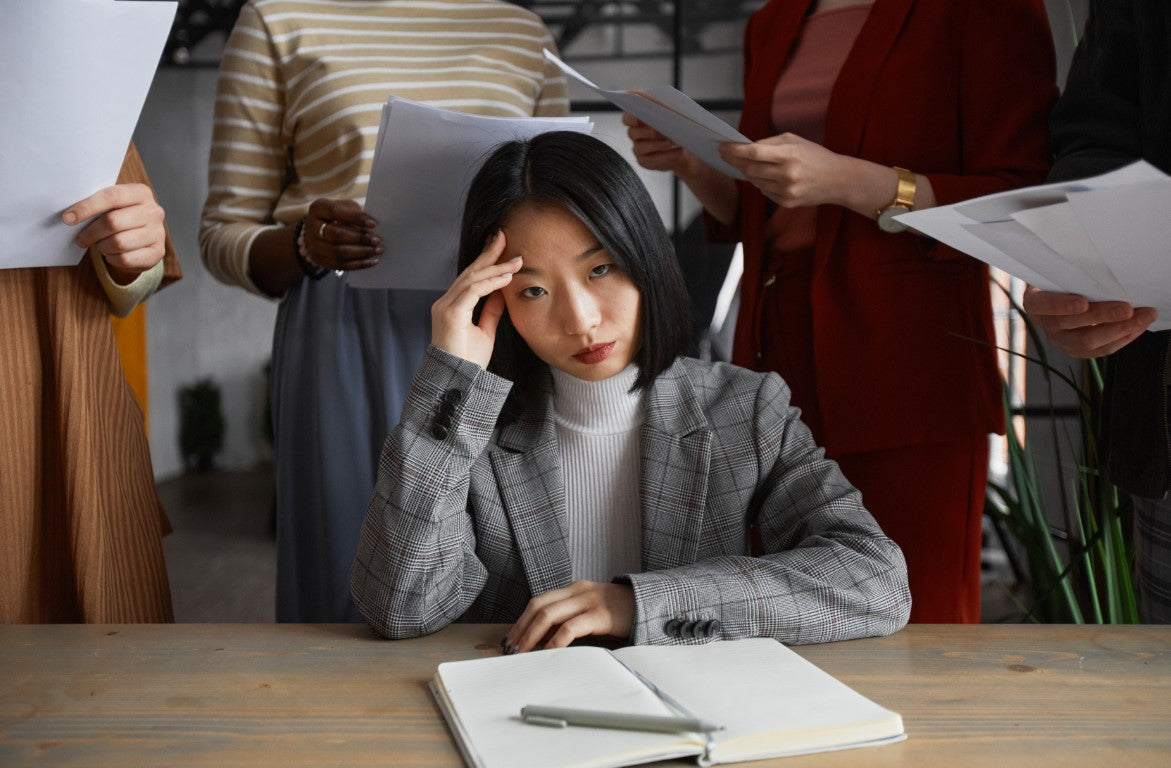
[430,637,904,768]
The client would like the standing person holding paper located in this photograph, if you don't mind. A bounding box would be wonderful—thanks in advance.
[1022,0,1170,623]
[351,132,911,648]
[199,0,568,622]
[1,145,180,623]
[624,0,1057,622]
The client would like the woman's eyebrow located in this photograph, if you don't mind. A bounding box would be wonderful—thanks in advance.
[575,243,605,260]
[515,243,605,275]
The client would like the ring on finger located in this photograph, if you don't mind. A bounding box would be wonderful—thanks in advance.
[318,221,328,240]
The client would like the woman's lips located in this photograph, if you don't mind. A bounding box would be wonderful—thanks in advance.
[572,342,615,364]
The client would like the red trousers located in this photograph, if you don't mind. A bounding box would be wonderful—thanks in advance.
[756,246,988,623]
[834,440,988,623]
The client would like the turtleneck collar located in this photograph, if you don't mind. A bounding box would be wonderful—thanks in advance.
[550,364,645,436]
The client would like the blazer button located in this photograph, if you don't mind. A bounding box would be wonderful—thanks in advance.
[430,424,448,440]
[438,402,455,418]
[442,388,463,404]
[664,619,684,637]
[433,414,452,430]
[681,621,698,639]
[698,619,720,637]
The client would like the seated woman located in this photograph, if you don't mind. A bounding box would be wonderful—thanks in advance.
[350,132,910,650]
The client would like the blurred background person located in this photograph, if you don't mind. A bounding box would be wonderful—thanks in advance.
[2,145,179,623]
[625,0,1057,622]
[1022,0,1170,623]
[199,0,568,622]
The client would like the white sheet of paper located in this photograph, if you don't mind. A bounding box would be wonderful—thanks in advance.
[1067,182,1171,329]
[959,220,1095,296]
[948,161,1168,223]
[0,0,177,269]
[896,161,1171,330]
[543,49,749,180]
[349,97,591,291]
[897,204,1060,291]
[1010,202,1127,300]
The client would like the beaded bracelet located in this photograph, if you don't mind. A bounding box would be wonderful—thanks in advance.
[293,217,328,280]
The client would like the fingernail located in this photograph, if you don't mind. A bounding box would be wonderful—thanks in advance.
[374,245,384,255]
[63,211,77,225]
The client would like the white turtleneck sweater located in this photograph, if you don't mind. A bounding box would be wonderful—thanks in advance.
[550,364,645,582]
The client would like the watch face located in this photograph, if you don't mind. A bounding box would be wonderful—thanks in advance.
[877,205,910,233]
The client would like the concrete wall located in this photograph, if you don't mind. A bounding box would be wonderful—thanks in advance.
[135,68,277,479]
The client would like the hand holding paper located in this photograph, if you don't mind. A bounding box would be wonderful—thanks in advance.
[65,183,167,282]
[544,49,749,180]
[896,161,1171,331]
[1022,287,1157,359]
[0,0,177,270]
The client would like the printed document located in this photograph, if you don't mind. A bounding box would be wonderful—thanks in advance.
[0,0,177,269]
[543,50,749,180]
[350,98,591,291]
[896,161,1171,330]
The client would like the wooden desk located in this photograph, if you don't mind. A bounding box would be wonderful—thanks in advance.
[2,624,1169,766]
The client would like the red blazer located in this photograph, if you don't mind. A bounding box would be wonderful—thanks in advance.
[729,0,1057,455]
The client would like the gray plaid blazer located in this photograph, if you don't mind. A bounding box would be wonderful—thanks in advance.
[352,346,910,645]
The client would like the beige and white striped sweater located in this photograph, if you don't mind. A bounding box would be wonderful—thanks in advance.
[199,0,569,295]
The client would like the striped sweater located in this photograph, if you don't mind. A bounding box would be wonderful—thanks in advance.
[199,0,569,295]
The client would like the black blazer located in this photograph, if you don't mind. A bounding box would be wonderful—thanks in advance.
[1050,0,1171,498]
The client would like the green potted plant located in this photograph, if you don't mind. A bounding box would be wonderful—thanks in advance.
[984,292,1139,623]
[178,377,226,473]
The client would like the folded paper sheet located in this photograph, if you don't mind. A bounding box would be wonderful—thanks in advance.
[0,0,177,269]
[543,49,749,180]
[349,98,591,291]
[896,161,1171,330]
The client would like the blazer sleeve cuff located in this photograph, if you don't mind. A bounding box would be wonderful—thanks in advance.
[621,568,729,646]
[396,345,512,456]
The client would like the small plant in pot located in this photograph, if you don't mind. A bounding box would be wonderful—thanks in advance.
[178,377,226,473]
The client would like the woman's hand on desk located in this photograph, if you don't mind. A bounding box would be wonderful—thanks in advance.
[431,230,520,369]
[504,580,634,653]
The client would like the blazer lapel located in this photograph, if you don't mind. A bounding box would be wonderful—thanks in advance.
[817,0,915,253]
[639,362,712,571]
[490,388,573,597]
[741,0,811,142]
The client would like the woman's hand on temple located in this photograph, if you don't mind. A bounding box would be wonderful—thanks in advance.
[430,231,520,369]
[503,580,635,653]
[64,183,166,284]
[303,198,383,272]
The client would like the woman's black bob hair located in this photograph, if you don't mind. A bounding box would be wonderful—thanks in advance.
[456,131,691,393]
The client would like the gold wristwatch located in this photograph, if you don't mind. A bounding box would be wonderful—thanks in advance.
[875,167,916,233]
